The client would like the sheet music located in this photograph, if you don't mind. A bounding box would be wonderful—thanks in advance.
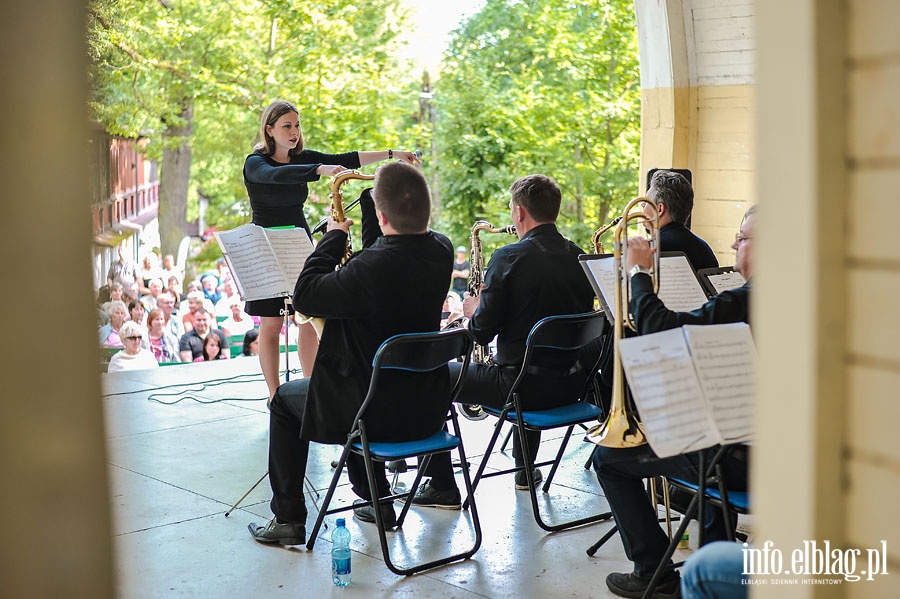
[214,224,291,301]
[581,254,709,321]
[683,323,755,444]
[264,227,314,287]
[657,255,711,312]
[618,328,720,458]
[705,271,746,294]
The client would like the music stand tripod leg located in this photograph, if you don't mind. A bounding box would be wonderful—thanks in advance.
[225,470,269,517]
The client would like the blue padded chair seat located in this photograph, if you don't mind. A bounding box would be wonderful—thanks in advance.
[352,431,460,460]
[670,478,751,512]
[482,402,603,429]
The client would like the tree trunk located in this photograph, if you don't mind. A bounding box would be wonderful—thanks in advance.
[158,102,193,258]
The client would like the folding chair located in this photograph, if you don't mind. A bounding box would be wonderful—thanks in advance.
[640,445,751,599]
[306,328,482,576]
[469,310,612,532]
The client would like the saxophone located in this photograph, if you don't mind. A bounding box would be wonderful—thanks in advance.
[468,220,517,363]
[298,169,375,338]
[590,215,623,253]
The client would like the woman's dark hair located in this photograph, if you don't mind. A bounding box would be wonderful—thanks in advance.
[242,329,259,356]
[202,334,225,361]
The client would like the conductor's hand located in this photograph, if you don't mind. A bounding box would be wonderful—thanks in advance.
[326,217,353,234]
[395,151,421,165]
[625,237,655,272]
[318,164,347,177]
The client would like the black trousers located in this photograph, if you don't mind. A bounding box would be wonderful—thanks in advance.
[422,361,582,490]
[267,378,391,524]
[591,444,748,578]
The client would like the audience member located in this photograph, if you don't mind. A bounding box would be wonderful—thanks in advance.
[162,253,182,283]
[440,292,464,328]
[98,300,128,348]
[411,174,595,508]
[214,277,240,317]
[200,273,222,305]
[107,321,159,372]
[450,245,470,300]
[128,299,147,332]
[166,274,186,304]
[139,251,163,296]
[141,278,164,311]
[179,308,229,362]
[220,297,255,338]
[181,291,206,333]
[241,329,260,357]
[146,308,181,364]
[107,242,139,297]
[155,291,184,340]
[193,333,228,362]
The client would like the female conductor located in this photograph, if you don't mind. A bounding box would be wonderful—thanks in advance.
[243,100,419,401]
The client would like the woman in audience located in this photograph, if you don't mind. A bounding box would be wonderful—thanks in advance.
[241,329,260,357]
[194,333,228,362]
[98,300,128,348]
[139,252,162,296]
[107,321,159,372]
[146,308,180,364]
[128,299,147,331]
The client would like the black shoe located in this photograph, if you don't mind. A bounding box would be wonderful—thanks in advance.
[248,518,306,546]
[400,480,462,509]
[606,570,681,599]
[353,499,397,528]
[514,468,544,490]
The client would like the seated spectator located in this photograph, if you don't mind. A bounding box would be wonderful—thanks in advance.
[139,251,163,296]
[181,291,206,333]
[241,329,260,357]
[141,278,164,311]
[200,272,222,305]
[98,300,128,348]
[179,280,202,314]
[179,308,229,361]
[155,291,184,340]
[193,333,228,362]
[162,254,183,285]
[146,308,181,364]
[440,292,464,328]
[214,277,240,317]
[107,241,139,298]
[102,282,125,314]
[107,321,159,372]
[128,299,147,332]
[166,274,186,304]
[220,297,255,338]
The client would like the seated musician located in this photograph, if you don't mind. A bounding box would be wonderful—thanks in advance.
[594,205,755,599]
[597,170,719,409]
[247,162,454,545]
[408,174,595,509]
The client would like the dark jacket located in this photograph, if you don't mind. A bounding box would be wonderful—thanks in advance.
[659,222,719,271]
[629,274,750,333]
[293,190,454,444]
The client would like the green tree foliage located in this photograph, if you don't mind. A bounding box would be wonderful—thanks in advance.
[87,0,420,257]
[433,0,640,252]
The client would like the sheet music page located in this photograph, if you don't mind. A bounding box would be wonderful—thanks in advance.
[683,323,755,444]
[658,255,711,312]
[705,271,746,294]
[265,227,315,287]
[618,328,720,458]
[214,225,290,301]
[583,257,618,318]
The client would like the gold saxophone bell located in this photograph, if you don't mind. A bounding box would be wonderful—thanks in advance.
[591,215,623,254]
[298,169,375,339]
[585,197,660,448]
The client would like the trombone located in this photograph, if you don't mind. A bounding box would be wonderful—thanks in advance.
[586,197,660,448]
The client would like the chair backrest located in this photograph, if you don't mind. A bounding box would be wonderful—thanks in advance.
[353,328,474,437]
[508,310,606,406]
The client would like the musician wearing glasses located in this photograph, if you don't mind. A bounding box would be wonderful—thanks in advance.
[407,174,595,509]
[593,206,755,599]
[243,99,421,401]
[248,161,453,546]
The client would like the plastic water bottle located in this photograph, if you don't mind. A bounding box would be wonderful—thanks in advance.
[332,518,351,587]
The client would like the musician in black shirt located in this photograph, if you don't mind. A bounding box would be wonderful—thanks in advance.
[594,206,755,599]
[408,174,595,508]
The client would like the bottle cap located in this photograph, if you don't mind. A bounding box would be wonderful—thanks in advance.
[336,518,345,527]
